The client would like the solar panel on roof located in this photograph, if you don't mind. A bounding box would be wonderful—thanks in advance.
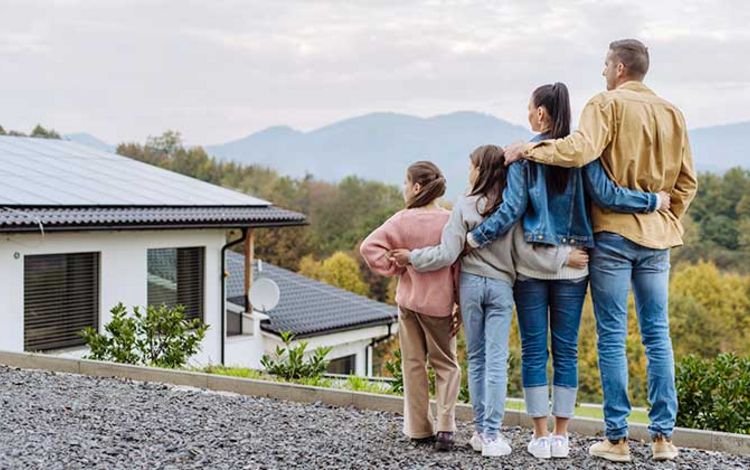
[0,136,270,207]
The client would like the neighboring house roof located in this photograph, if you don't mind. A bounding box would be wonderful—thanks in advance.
[0,136,306,232]
[226,251,397,338]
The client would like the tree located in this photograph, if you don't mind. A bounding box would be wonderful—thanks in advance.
[669,261,750,357]
[738,218,750,251]
[298,255,325,280]
[0,125,5,135]
[299,252,369,296]
[29,124,61,139]
[321,252,370,296]
[146,130,182,156]
[700,214,739,250]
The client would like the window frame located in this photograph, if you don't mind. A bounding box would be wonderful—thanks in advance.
[146,246,206,322]
[23,251,101,352]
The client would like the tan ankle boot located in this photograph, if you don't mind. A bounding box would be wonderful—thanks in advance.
[588,438,631,462]
[652,435,679,461]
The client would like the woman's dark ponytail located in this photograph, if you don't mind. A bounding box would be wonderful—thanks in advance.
[548,82,571,140]
[532,82,572,193]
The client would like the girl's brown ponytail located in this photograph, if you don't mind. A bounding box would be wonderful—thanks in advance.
[406,161,446,209]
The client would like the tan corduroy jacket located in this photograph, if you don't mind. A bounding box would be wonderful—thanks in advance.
[522,81,698,249]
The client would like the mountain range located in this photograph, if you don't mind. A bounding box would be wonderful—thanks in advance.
[66,112,750,198]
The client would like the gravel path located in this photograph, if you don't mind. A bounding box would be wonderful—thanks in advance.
[0,366,747,469]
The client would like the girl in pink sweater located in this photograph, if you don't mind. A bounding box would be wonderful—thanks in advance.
[360,161,461,452]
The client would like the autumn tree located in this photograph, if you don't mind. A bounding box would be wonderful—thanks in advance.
[669,261,750,358]
[300,252,369,296]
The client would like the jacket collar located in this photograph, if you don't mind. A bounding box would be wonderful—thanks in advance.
[617,80,655,95]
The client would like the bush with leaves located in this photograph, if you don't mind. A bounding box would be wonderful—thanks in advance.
[80,303,209,368]
[383,349,404,394]
[383,348,441,397]
[676,353,750,434]
[260,331,332,380]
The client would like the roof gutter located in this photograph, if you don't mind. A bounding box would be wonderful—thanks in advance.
[0,220,307,233]
[220,228,248,365]
[260,316,397,340]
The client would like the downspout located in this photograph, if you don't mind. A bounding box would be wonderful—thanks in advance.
[367,322,394,376]
[220,228,248,365]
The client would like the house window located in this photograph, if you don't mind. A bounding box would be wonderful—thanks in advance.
[147,247,205,321]
[327,354,356,375]
[24,252,100,351]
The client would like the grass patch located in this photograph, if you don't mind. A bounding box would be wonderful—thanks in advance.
[199,365,332,388]
[346,376,396,395]
[202,365,264,379]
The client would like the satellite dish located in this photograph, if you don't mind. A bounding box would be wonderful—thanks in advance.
[249,277,280,312]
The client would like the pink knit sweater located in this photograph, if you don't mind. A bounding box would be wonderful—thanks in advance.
[360,208,458,317]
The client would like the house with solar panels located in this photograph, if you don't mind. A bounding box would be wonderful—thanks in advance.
[0,136,396,373]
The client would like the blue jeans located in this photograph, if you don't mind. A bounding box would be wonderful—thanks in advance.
[514,277,587,418]
[460,272,514,438]
[590,232,677,440]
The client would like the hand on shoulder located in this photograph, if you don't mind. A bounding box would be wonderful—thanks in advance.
[503,141,527,166]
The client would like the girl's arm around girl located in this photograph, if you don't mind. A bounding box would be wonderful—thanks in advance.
[467,161,529,249]
[408,201,467,272]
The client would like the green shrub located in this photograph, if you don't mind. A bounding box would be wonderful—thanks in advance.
[676,353,750,434]
[80,303,209,369]
[383,349,404,394]
[260,331,332,380]
[383,348,440,397]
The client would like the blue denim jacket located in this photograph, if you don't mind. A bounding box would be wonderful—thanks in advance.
[470,134,658,249]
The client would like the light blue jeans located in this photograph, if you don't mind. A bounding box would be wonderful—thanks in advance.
[590,232,677,440]
[460,272,514,439]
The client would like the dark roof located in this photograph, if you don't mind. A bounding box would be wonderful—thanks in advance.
[226,251,397,338]
[0,136,306,231]
[0,206,306,232]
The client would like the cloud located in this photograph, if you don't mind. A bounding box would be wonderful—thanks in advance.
[0,0,747,144]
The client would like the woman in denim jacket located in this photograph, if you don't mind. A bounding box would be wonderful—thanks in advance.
[466,83,670,460]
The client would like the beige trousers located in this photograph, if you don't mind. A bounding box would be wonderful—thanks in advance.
[398,306,461,438]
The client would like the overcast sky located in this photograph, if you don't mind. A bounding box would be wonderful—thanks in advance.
[1,0,748,145]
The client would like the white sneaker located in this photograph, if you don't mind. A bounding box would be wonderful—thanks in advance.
[551,434,570,458]
[482,434,512,457]
[469,432,485,452]
[527,435,552,459]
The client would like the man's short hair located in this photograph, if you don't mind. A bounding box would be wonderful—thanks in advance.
[609,39,649,79]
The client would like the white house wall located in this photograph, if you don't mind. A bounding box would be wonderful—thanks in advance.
[0,229,226,364]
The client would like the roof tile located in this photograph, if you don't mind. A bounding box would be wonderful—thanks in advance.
[226,252,396,337]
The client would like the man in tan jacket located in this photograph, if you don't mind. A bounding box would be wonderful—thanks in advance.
[504,39,698,463]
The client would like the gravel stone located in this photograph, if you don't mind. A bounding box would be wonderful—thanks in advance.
[0,366,748,469]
